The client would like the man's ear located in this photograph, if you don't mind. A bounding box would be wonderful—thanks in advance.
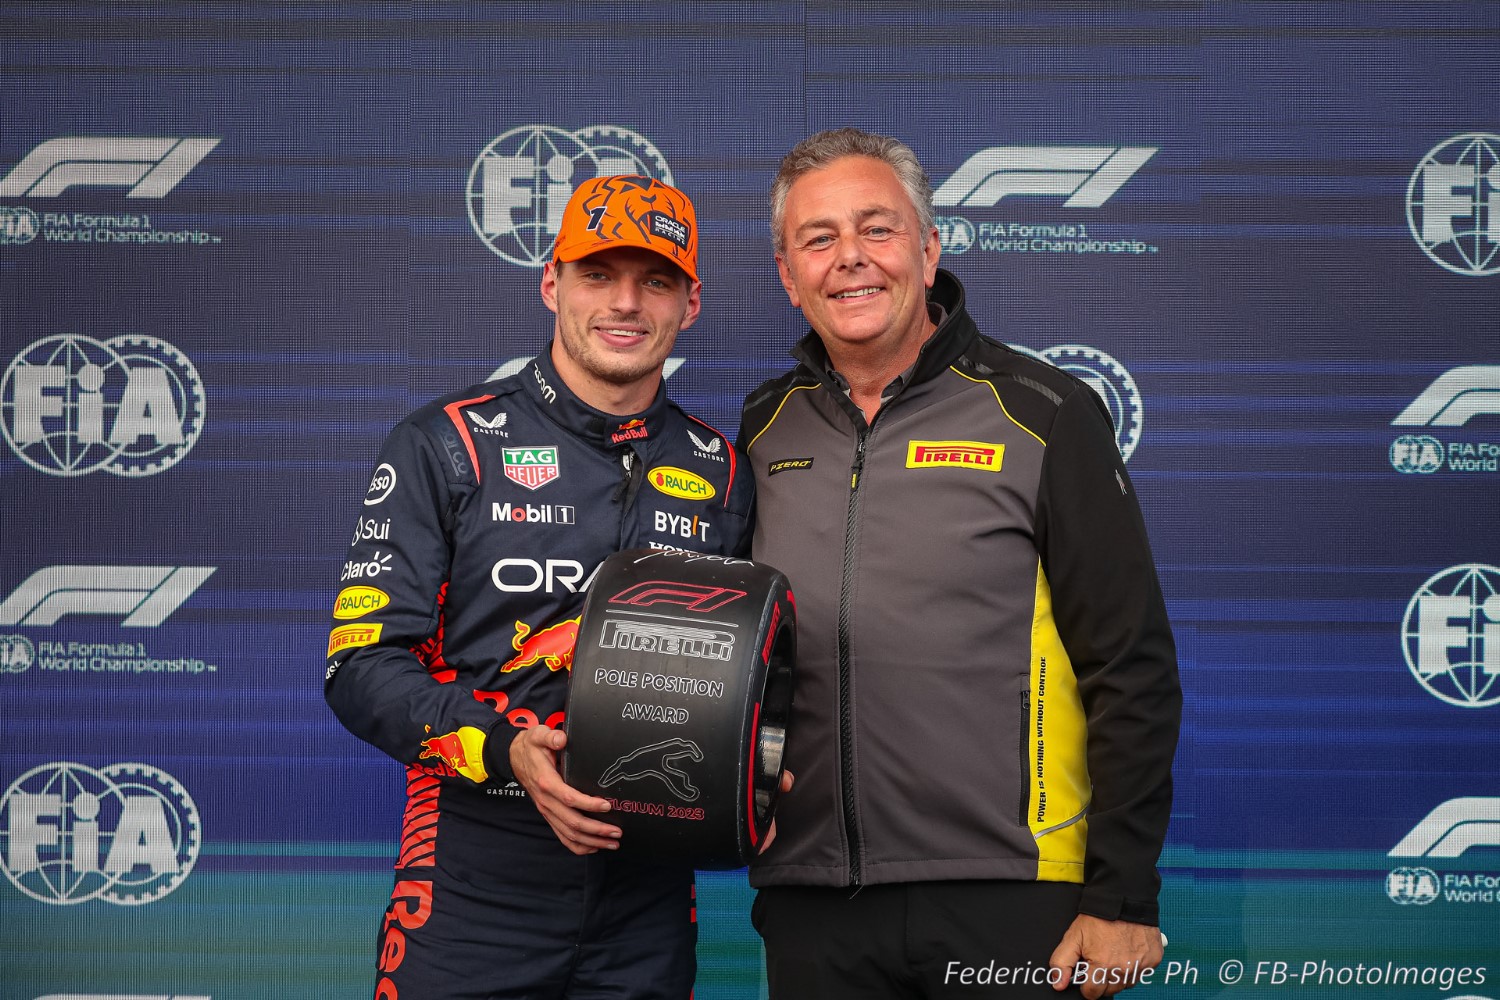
[922,227,941,288]
[679,279,703,332]
[540,260,560,314]
[775,254,800,308]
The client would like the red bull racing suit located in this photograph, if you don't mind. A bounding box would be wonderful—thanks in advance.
[326,348,753,999]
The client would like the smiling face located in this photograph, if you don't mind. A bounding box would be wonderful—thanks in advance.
[540,245,701,414]
[775,155,940,365]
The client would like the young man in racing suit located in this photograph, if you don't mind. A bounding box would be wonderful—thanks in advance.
[325,175,753,999]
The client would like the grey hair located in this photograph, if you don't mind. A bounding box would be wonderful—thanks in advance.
[769,127,935,256]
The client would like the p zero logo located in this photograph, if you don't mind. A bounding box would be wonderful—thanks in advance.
[0,137,219,198]
[1392,366,1500,428]
[502,446,560,491]
[1406,133,1500,277]
[0,566,214,627]
[609,581,746,613]
[328,623,383,657]
[1390,797,1500,858]
[333,586,390,621]
[933,147,1156,208]
[906,440,1004,472]
[768,457,812,476]
[0,761,201,905]
[648,466,715,501]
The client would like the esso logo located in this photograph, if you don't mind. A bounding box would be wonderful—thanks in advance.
[364,463,397,505]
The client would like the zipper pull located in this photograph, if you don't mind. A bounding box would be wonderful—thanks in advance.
[850,435,867,490]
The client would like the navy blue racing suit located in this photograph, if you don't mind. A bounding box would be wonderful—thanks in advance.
[326,348,753,999]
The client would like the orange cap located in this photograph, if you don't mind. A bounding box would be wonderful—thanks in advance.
[552,175,699,283]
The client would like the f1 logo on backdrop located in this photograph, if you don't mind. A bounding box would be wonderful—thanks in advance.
[467,125,674,267]
[1390,366,1500,475]
[0,761,201,905]
[0,567,215,628]
[1,334,207,477]
[1392,366,1500,428]
[1406,133,1500,277]
[1390,797,1500,858]
[0,137,219,199]
[1401,564,1500,708]
[933,146,1157,208]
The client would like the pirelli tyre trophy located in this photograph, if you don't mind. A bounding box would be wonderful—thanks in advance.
[562,549,795,868]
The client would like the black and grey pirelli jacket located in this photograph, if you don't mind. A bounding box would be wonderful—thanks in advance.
[738,269,1180,924]
[325,347,753,816]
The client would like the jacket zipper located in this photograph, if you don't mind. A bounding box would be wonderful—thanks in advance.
[838,429,870,884]
[1019,686,1031,827]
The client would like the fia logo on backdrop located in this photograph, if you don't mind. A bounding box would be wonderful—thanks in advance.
[0,761,201,905]
[1,334,206,477]
[1406,133,1500,277]
[1401,564,1500,708]
[467,125,674,267]
[1008,344,1144,462]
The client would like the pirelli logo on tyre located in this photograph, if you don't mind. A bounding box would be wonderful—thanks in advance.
[328,623,383,657]
[906,440,1005,472]
[648,466,715,501]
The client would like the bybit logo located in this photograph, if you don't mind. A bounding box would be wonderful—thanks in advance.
[1406,133,1500,276]
[0,137,219,198]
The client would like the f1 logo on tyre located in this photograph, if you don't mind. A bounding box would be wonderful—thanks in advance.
[608,581,747,613]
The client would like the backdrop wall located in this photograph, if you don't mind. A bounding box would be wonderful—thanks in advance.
[2,4,1497,998]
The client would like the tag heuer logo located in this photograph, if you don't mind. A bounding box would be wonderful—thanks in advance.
[502,446,560,490]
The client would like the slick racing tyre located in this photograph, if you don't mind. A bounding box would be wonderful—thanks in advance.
[562,548,795,868]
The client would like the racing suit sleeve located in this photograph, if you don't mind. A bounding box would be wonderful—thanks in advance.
[1035,386,1181,926]
[324,416,520,785]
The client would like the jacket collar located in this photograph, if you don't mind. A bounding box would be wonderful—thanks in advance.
[789,268,978,393]
[523,344,669,449]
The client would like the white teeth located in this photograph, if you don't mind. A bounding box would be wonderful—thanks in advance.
[834,288,880,299]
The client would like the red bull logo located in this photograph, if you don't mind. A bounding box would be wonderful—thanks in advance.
[610,418,649,445]
[500,616,580,672]
[417,725,487,782]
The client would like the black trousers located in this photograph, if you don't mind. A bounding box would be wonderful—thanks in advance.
[753,881,1088,999]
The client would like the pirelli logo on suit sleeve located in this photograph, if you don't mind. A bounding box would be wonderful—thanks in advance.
[905,440,1005,472]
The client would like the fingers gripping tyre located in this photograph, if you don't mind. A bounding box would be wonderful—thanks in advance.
[562,549,795,868]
